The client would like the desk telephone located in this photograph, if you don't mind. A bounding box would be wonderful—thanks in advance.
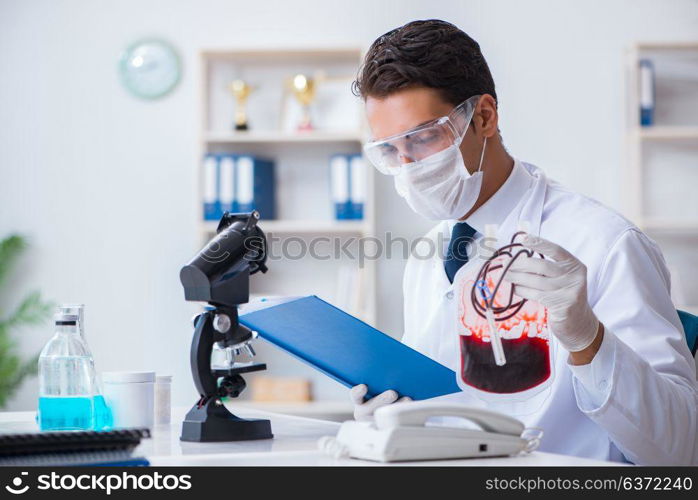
[320,401,543,463]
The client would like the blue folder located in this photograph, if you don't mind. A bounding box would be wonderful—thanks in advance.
[235,155,276,219]
[239,296,461,400]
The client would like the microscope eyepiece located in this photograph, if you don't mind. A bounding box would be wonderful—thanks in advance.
[180,212,268,306]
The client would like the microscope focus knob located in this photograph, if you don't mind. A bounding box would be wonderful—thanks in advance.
[213,314,232,333]
[191,313,205,327]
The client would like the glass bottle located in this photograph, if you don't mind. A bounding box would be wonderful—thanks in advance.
[54,304,113,430]
[38,313,95,430]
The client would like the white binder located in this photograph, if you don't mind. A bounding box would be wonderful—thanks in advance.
[218,155,236,213]
[349,155,366,219]
[202,154,219,220]
[236,155,254,212]
[330,155,350,219]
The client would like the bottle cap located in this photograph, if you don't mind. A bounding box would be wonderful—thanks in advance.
[58,304,84,312]
[55,313,79,325]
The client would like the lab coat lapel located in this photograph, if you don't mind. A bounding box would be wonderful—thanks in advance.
[495,162,547,242]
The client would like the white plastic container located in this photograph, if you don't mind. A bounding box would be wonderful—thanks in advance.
[102,371,155,428]
[154,375,172,425]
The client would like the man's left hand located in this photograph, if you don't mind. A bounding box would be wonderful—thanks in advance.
[504,234,601,356]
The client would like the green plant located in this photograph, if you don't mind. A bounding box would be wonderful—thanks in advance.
[0,235,53,408]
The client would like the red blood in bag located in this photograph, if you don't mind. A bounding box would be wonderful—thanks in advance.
[459,334,551,393]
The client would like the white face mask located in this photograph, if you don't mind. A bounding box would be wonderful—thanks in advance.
[394,137,487,221]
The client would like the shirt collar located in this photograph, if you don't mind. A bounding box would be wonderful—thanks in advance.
[447,158,533,236]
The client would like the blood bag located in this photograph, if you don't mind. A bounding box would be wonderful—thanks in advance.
[455,231,555,413]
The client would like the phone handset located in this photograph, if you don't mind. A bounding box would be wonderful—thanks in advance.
[323,400,544,461]
[374,401,525,437]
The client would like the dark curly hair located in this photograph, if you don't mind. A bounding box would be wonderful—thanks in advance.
[352,19,497,107]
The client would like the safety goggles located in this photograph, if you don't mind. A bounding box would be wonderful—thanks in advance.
[363,94,481,175]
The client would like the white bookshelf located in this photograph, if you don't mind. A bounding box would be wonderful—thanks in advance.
[202,219,370,235]
[636,126,698,141]
[624,41,698,313]
[204,130,364,144]
[197,47,377,324]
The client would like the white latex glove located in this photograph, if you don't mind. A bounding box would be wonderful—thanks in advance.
[349,384,411,421]
[504,234,600,352]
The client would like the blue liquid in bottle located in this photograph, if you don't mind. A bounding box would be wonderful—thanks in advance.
[38,396,94,431]
[37,391,113,431]
[93,394,113,430]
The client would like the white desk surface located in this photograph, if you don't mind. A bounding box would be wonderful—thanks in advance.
[0,405,618,467]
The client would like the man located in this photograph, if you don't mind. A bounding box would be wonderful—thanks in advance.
[348,19,698,465]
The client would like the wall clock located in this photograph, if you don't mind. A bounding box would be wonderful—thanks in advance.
[119,39,181,100]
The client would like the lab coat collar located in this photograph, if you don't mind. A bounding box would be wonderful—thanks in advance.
[437,159,547,290]
[447,158,534,237]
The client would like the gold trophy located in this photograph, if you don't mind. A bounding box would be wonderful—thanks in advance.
[289,74,316,131]
[229,79,255,131]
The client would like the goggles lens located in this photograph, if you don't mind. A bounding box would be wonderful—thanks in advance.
[363,95,481,175]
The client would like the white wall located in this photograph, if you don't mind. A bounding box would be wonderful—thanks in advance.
[1,0,697,410]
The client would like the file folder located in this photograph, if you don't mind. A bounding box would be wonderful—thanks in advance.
[239,296,461,400]
[349,154,365,220]
[330,154,351,220]
[236,155,276,219]
[202,154,220,221]
[218,154,237,214]
[639,59,655,126]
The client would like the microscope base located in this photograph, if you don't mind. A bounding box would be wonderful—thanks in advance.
[180,399,273,442]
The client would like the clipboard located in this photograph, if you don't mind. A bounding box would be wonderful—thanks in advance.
[239,296,461,400]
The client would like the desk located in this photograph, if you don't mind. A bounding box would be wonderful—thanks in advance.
[0,406,618,466]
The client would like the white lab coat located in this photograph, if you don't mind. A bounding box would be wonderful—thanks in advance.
[401,160,698,465]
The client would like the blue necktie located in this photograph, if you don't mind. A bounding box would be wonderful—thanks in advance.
[444,222,477,284]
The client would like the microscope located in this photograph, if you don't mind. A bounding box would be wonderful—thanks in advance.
[179,211,273,442]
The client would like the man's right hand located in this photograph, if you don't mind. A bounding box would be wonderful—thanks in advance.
[349,384,411,421]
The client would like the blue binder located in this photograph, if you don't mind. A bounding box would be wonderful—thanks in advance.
[235,155,276,219]
[639,59,655,127]
[239,296,461,400]
[202,153,221,221]
[218,154,238,214]
[348,154,365,220]
[329,154,351,220]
